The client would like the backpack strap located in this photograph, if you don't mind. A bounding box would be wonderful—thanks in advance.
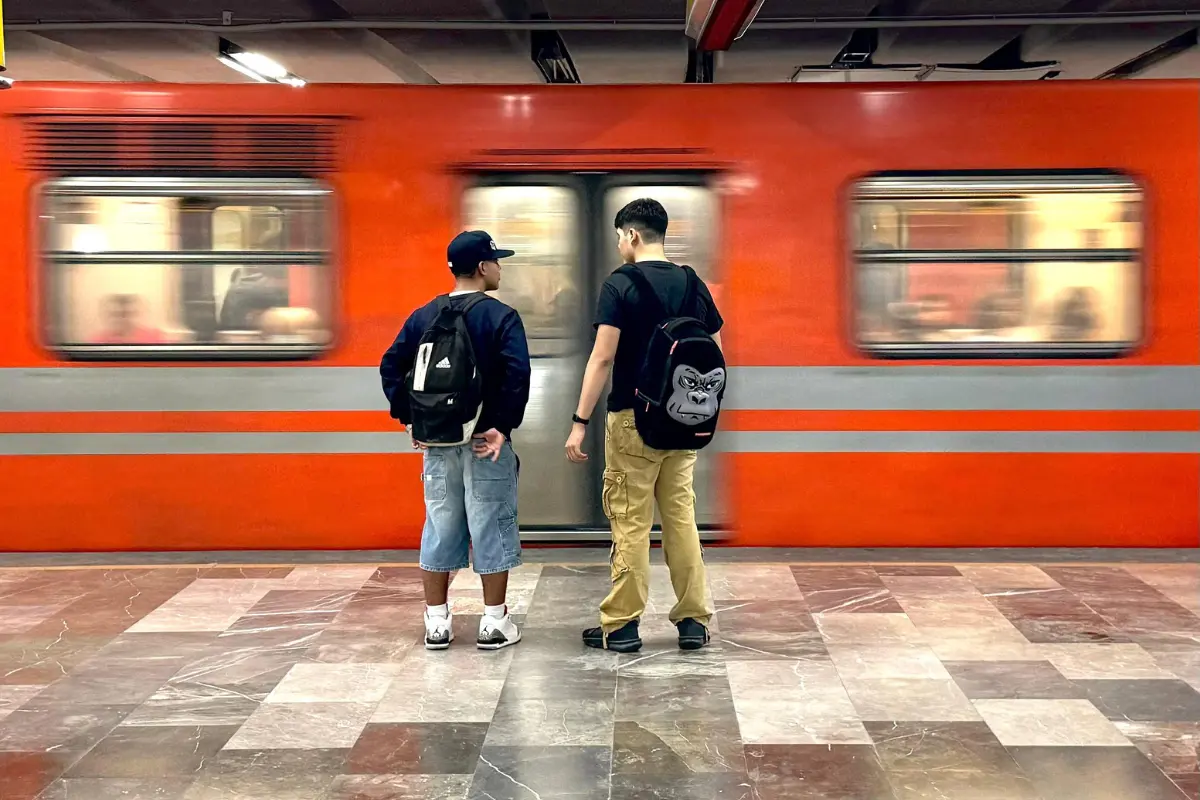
[457,292,488,314]
[679,265,701,319]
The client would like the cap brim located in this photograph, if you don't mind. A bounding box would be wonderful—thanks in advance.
[492,249,516,259]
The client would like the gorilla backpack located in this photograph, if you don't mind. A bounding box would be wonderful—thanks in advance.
[404,293,487,446]
[617,264,727,451]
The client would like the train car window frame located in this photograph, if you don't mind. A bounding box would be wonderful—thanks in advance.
[39,176,336,361]
[850,172,1144,359]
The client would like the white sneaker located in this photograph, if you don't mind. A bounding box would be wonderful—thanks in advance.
[477,612,521,650]
[424,610,454,650]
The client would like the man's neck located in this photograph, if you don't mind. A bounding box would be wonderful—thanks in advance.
[453,277,487,293]
[633,247,669,263]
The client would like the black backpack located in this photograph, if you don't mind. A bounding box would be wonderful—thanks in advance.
[405,294,486,446]
[619,264,727,451]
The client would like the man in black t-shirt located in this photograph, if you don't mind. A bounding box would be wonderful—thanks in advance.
[565,198,723,653]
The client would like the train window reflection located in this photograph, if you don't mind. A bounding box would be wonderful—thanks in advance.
[42,178,333,359]
[852,174,1142,357]
[462,185,579,346]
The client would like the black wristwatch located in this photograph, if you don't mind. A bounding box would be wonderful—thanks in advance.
[572,414,589,426]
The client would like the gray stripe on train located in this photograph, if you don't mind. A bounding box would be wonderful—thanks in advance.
[0,431,418,456]
[3,365,1200,413]
[2,430,1199,456]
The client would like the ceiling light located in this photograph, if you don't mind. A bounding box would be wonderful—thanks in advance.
[218,37,306,87]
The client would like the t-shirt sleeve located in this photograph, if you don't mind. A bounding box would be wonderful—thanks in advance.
[594,277,625,330]
[698,280,725,334]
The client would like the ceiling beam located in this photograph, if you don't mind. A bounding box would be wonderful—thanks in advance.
[302,0,438,84]
[10,31,154,81]
[687,0,767,51]
[1098,27,1199,79]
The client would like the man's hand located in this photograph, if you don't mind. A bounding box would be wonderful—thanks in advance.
[565,422,588,463]
[473,429,506,462]
[404,425,427,450]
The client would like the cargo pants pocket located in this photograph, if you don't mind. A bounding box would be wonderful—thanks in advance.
[601,469,628,521]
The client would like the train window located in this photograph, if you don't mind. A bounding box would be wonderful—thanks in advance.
[602,184,718,278]
[41,178,333,360]
[852,174,1143,358]
[463,185,579,351]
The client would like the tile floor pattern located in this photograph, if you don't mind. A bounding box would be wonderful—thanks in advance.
[0,561,1198,798]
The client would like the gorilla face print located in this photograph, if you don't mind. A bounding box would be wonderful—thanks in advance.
[665,364,726,425]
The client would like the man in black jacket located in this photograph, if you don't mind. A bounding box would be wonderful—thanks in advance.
[380,231,531,651]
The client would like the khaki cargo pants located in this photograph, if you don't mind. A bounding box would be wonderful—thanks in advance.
[599,409,713,633]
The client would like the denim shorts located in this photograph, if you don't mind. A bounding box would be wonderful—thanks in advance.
[419,442,521,575]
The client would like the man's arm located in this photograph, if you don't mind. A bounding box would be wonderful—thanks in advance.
[575,324,620,420]
[380,318,417,425]
[565,324,619,463]
[492,311,532,439]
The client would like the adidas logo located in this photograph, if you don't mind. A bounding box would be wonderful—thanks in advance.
[435,357,451,369]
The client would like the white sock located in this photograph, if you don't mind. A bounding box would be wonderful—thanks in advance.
[426,603,449,619]
[484,604,507,619]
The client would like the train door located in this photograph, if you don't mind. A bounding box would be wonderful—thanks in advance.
[462,174,722,538]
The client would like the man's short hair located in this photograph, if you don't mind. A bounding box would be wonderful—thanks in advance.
[614,198,668,244]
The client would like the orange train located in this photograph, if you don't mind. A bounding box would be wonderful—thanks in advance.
[0,80,1197,552]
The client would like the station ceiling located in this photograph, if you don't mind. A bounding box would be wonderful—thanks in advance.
[3,0,1200,85]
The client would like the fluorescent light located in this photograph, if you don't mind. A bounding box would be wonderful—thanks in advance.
[231,51,289,81]
[218,55,269,83]
[217,37,306,87]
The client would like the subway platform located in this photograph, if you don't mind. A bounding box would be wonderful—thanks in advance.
[0,548,1198,800]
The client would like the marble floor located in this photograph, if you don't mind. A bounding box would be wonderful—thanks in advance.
[0,556,1198,799]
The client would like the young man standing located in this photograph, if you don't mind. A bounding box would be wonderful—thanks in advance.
[381,230,531,651]
[565,199,723,653]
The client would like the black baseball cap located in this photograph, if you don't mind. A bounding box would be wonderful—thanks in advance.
[447,230,515,272]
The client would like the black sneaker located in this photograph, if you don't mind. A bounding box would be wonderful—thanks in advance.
[582,620,642,653]
[676,618,710,650]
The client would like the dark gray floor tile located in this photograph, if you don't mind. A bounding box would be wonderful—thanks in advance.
[944,660,1088,700]
[873,565,963,576]
[0,634,104,685]
[615,675,736,722]
[609,773,756,799]
[347,723,489,775]
[468,746,611,800]
[1081,680,1200,722]
[613,719,744,774]
[1012,619,1129,644]
[713,601,828,661]
[867,721,1041,798]
[201,567,295,579]
[37,777,196,800]
[327,774,472,800]
[184,747,347,799]
[746,744,897,800]
[0,703,134,752]
[1010,746,1188,800]
[64,725,239,779]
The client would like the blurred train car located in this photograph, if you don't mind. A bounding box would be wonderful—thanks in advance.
[0,81,1197,551]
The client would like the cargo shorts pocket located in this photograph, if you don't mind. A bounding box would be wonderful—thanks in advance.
[601,469,628,521]
[472,447,516,504]
[422,453,448,503]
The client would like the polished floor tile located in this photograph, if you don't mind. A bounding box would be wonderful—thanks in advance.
[1,555,1199,799]
[1011,746,1190,800]
[974,699,1132,747]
